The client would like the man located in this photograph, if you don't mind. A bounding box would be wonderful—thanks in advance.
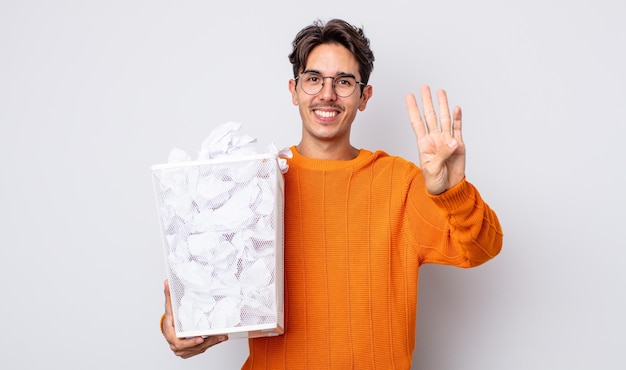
[161,18,503,369]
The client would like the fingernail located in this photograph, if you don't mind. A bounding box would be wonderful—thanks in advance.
[448,139,458,148]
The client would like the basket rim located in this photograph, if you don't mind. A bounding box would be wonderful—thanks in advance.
[150,153,278,171]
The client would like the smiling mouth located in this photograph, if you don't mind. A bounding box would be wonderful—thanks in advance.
[314,110,338,118]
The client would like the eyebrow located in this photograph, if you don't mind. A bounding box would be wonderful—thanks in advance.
[303,69,356,78]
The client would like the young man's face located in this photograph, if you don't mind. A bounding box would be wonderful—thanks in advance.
[289,43,372,147]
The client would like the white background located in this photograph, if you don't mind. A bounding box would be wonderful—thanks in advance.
[1,0,624,369]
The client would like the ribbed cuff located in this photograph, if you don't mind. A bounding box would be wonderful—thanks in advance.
[159,313,166,334]
[427,178,473,211]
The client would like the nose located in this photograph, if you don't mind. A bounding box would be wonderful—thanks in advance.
[318,76,337,100]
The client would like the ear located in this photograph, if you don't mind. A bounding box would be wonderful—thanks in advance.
[289,79,298,105]
[358,85,373,111]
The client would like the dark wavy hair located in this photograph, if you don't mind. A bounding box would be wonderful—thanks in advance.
[289,19,375,88]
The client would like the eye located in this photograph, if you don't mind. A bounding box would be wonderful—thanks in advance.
[335,77,354,87]
[305,73,322,83]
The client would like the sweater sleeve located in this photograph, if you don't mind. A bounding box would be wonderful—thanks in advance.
[406,172,503,268]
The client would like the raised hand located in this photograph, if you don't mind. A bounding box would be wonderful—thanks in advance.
[405,85,466,195]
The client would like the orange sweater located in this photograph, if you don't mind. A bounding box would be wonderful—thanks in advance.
[241,147,503,370]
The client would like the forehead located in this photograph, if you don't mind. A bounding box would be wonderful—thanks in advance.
[305,43,359,76]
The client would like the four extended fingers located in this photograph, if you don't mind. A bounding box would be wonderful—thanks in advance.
[406,85,461,139]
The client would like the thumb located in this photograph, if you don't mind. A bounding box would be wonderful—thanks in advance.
[428,138,458,169]
[164,279,173,316]
[447,138,458,150]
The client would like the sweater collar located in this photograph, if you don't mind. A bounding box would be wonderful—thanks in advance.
[286,145,374,171]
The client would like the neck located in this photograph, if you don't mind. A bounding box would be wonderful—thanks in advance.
[296,141,359,160]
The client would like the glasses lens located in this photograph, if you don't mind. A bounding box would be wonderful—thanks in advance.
[298,73,359,97]
[333,76,357,97]
[300,72,323,95]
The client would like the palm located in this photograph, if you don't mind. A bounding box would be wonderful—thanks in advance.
[406,86,466,195]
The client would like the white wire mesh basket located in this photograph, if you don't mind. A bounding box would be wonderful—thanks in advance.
[151,153,284,338]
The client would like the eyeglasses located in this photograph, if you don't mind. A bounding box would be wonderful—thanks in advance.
[295,72,366,98]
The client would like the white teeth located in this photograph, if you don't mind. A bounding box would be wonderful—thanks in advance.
[315,110,337,118]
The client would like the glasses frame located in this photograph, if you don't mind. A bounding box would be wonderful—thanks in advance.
[294,72,366,98]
